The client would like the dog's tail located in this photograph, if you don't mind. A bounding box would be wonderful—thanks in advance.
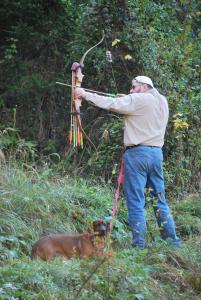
[30,243,38,260]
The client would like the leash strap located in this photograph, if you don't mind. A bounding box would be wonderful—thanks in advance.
[109,158,124,232]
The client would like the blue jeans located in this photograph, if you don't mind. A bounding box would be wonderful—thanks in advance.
[123,146,180,249]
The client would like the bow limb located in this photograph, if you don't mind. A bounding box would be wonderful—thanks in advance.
[79,33,105,66]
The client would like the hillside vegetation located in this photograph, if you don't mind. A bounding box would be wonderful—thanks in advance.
[0,162,201,299]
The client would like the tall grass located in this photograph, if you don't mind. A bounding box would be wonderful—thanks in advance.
[0,161,201,299]
[0,161,118,258]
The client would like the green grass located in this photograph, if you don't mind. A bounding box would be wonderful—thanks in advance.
[0,162,201,299]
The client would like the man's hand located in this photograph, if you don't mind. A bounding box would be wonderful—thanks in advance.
[116,93,126,98]
[75,87,86,100]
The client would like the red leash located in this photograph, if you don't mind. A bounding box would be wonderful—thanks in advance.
[109,159,124,232]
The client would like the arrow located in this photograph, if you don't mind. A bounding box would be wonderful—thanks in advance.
[56,81,115,97]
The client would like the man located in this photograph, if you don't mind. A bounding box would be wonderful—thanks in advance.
[75,76,180,249]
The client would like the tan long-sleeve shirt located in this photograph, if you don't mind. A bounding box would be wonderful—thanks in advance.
[85,88,169,147]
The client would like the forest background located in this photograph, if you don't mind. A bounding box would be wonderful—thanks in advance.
[0,0,200,195]
[0,1,201,299]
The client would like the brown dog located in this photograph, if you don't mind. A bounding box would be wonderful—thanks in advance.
[31,219,107,261]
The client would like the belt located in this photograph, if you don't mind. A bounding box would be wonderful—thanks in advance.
[125,145,160,151]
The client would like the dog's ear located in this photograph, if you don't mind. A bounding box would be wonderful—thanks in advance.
[92,220,98,231]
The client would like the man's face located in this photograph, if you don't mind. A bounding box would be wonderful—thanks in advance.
[130,80,146,94]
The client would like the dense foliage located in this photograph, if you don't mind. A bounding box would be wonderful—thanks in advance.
[0,0,200,196]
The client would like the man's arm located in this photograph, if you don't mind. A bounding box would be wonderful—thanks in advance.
[75,87,139,115]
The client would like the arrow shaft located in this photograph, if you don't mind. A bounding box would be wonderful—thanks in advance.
[56,81,115,97]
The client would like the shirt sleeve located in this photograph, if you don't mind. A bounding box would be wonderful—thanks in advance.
[85,92,140,115]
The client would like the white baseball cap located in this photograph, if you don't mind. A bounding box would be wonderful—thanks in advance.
[133,76,154,88]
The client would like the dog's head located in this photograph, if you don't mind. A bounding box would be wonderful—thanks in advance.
[93,219,107,236]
